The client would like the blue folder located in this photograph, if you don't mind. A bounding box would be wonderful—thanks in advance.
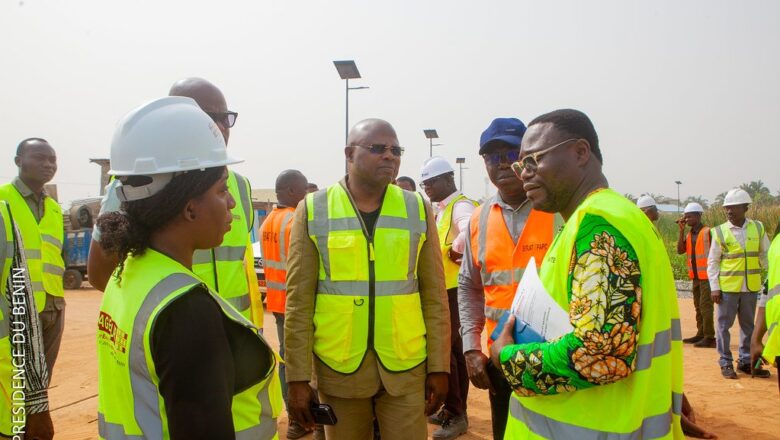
[489,311,546,344]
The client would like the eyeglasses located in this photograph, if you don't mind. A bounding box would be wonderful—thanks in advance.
[481,150,520,166]
[357,144,405,157]
[419,174,446,189]
[512,138,580,177]
[205,111,238,128]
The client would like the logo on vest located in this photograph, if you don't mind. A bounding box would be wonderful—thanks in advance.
[98,311,129,359]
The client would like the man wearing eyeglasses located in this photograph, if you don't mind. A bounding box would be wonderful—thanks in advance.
[457,118,558,440]
[284,118,450,440]
[88,78,260,326]
[490,109,683,439]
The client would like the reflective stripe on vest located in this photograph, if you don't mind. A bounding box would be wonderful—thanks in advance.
[469,199,557,343]
[686,227,710,280]
[191,171,253,318]
[437,194,477,290]
[260,207,295,314]
[97,250,280,439]
[305,183,428,373]
[712,221,764,292]
[505,189,684,439]
[0,183,64,308]
[763,235,780,361]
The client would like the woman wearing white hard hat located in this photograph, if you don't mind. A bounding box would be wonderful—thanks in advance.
[95,97,281,439]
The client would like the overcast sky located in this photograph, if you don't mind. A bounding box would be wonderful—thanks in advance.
[2,0,778,207]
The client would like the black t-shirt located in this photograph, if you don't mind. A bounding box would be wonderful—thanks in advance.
[360,207,381,235]
[150,286,272,439]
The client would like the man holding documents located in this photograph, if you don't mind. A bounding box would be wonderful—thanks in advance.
[492,109,684,439]
[458,118,558,440]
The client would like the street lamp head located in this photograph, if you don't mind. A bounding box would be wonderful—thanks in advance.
[423,129,439,139]
[456,157,466,164]
[675,180,682,185]
[333,60,361,80]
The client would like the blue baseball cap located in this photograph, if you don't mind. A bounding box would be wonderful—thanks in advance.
[479,118,527,154]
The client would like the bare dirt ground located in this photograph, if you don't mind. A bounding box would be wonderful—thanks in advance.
[50,286,779,439]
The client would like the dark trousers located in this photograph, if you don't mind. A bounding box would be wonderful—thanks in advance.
[486,360,512,440]
[691,279,715,338]
[444,288,469,416]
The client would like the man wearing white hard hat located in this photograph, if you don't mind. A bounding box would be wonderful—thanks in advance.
[95,97,281,438]
[420,156,477,439]
[676,203,716,348]
[636,195,659,222]
[707,188,772,379]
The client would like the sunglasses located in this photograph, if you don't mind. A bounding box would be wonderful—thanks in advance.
[419,174,446,189]
[511,138,581,178]
[481,150,520,166]
[358,144,405,157]
[205,111,238,128]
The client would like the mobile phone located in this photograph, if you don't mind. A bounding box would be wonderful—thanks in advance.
[310,403,338,425]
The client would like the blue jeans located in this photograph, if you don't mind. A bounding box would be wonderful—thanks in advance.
[715,292,757,367]
[274,312,289,408]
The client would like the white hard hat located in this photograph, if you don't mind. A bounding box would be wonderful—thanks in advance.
[683,202,704,214]
[109,96,242,201]
[420,156,455,182]
[723,188,752,206]
[636,195,657,209]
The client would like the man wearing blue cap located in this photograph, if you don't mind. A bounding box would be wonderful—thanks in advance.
[458,118,559,440]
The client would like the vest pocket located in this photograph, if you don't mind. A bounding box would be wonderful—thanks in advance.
[390,294,427,361]
[313,295,355,364]
[327,234,360,281]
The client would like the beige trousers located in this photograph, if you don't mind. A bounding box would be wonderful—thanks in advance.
[318,386,427,440]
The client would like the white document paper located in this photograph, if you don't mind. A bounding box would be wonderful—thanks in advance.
[510,257,573,341]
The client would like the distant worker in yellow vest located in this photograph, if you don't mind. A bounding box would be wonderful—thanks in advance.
[492,108,684,439]
[458,117,558,440]
[284,118,450,440]
[95,96,281,439]
[0,201,54,440]
[0,138,65,379]
[676,202,716,348]
[419,156,476,439]
[259,169,311,439]
[751,233,780,388]
[88,78,260,324]
[707,188,772,379]
[636,195,660,222]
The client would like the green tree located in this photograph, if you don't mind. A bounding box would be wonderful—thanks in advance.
[739,180,771,199]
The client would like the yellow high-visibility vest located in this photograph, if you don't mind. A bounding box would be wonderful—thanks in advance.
[437,193,477,290]
[763,235,780,362]
[0,183,64,311]
[504,189,684,439]
[711,220,764,293]
[192,170,255,318]
[97,248,281,439]
[306,183,429,373]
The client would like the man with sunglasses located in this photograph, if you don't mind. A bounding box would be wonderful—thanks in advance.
[490,109,683,439]
[457,118,558,440]
[419,156,476,439]
[284,119,450,440]
[88,78,261,326]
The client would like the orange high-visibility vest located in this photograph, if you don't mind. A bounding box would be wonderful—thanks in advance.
[686,226,710,280]
[259,206,295,314]
[469,201,556,344]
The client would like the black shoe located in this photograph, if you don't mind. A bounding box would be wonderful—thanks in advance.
[721,365,737,379]
[683,335,704,344]
[737,363,771,378]
[693,337,716,348]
